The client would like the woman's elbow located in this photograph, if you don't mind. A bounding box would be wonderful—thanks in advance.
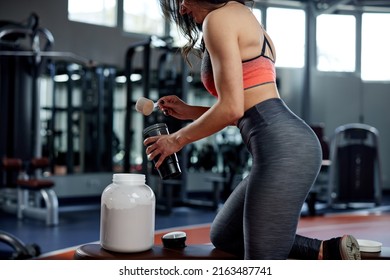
[226,106,244,124]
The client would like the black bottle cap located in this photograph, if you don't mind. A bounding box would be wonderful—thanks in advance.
[161,231,187,249]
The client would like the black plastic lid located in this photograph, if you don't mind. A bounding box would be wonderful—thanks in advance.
[143,123,168,137]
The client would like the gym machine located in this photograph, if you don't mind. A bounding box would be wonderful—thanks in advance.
[123,36,193,213]
[0,230,40,260]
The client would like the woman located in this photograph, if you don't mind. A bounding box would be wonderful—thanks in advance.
[144,0,361,260]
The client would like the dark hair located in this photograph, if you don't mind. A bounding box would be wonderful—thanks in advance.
[159,0,251,65]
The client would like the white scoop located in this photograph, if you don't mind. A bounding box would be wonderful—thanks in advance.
[135,97,157,116]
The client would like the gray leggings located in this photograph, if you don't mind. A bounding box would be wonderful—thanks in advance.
[210,98,323,259]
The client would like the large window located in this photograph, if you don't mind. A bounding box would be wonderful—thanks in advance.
[361,13,390,81]
[316,14,356,72]
[123,0,165,36]
[68,0,117,27]
[266,8,305,68]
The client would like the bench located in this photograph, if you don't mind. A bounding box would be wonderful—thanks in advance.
[74,243,390,260]
[1,157,58,226]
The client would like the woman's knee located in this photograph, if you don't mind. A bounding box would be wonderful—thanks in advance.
[209,223,222,247]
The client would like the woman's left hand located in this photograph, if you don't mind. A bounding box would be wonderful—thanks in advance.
[144,133,182,168]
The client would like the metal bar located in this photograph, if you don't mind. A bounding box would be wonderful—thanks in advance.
[124,49,135,173]
[141,43,151,175]
[123,37,152,172]
[0,51,91,66]
[66,66,74,174]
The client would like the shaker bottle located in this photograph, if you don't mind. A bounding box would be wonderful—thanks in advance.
[143,123,182,180]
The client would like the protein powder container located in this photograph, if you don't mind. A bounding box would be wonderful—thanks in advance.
[100,173,155,253]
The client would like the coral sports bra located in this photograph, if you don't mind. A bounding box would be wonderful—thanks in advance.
[201,35,276,97]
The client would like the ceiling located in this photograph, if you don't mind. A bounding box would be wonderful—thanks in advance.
[255,0,390,12]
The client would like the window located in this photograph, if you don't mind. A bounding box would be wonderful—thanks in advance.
[68,0,117,27]
[317,14,356,72]
[123,0,165,36]
[266,8,305,68]
[170,22,186,48]
[253,8,262,23]
[361,13,390,81]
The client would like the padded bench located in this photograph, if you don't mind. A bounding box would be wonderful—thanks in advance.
[1,157,58,226]
[74,243,390,260]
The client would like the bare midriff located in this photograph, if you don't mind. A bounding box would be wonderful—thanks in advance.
[243,82,280,111]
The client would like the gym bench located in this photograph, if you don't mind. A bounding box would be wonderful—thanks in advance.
[1,157,58,226]
[74,243,390,260]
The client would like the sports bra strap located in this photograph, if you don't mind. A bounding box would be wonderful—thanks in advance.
[261,35,274,59]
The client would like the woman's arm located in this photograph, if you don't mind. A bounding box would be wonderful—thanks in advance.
[174,7,245,146]
[145,6,244,167]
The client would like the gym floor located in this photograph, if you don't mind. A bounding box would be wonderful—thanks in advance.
[1,191,390,259]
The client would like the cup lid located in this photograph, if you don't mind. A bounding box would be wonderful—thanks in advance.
[143,123,168,136]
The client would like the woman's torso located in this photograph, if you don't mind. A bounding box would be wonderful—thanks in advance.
[201,2,280,111]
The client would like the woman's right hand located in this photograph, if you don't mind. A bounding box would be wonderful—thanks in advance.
[157,95,191,120]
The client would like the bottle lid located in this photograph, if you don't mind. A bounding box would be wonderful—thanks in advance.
[143,123,168,137]
[161,231,187,248]
[113,173,145,183]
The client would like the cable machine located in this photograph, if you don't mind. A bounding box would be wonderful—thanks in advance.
[123,36,190,212]
[0,13,53,162]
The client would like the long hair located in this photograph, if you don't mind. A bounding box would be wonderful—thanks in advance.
[159,0,251,65]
